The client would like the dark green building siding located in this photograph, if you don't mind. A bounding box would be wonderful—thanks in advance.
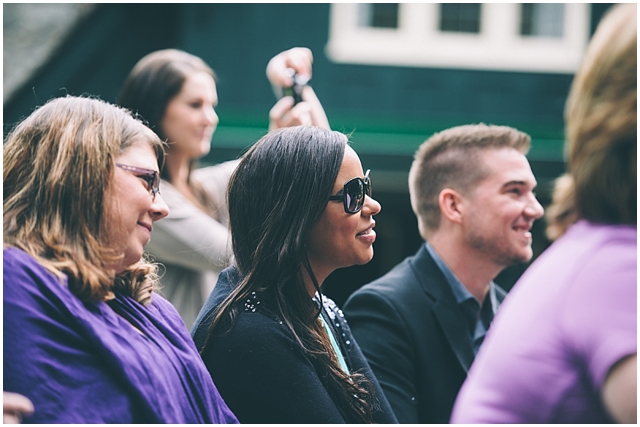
[3,3,614,304]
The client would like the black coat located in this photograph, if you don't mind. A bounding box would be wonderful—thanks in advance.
[191,266,398,424]
[344,244,506,423]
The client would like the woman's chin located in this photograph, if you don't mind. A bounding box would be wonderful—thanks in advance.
[356,250,375,266]
[199,140,212,156]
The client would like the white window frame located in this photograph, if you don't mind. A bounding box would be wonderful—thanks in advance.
[325,3,591,73]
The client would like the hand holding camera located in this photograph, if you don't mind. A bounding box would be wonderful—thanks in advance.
[266,47,329,131]
[266,47,313,88]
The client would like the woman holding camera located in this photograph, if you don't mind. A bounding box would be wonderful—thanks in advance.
[118,47,328,328]
[192,126,398,423]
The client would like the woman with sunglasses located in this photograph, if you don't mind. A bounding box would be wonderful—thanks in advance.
[191,126,398,423]
[3,96,238,423]
[118,47,329,329]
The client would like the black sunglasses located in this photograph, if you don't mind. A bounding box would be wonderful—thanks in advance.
[329,169,371,214]
[116,163,160,199]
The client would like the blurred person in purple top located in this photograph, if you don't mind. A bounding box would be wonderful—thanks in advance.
[451,3,636,424]
[3,96,238,423]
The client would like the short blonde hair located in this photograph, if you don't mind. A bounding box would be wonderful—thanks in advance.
[409,123,530,239]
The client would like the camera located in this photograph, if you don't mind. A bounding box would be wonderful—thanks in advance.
[279,69,309,105]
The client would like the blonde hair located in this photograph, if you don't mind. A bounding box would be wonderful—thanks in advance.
[4,96,165,305]
[565,3,636,224]
[544,173,578,241]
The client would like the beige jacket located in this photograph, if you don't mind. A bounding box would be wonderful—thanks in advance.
[146,160,237,329]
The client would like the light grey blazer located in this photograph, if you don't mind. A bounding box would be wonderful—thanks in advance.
[145,160,237,328]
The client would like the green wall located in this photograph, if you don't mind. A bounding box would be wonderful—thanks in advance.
[3,4,614,303]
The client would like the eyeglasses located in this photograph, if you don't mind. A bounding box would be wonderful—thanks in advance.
[116,163,160,199]
[328,169,371,214]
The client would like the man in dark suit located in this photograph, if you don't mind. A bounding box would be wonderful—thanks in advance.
[344,124,545,423]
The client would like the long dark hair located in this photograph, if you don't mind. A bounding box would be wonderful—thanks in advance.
[203,126,374,423]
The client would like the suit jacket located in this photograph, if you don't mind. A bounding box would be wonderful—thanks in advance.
[343,244,506,423]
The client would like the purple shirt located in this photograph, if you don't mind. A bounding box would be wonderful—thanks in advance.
[3,247,238,424]
[451,221,637,423]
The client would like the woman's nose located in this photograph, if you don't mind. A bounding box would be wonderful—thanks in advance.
[151,193,170,221]
[204,105,218,127]
[362,195,381,216]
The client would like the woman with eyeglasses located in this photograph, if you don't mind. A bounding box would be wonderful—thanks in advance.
[118,47,329,329]
[191,126,398,423]
[3,96,238,424]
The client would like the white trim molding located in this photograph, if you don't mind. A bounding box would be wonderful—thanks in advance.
[325,3,591,74]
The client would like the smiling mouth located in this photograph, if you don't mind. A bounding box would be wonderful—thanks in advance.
[513,224,533,238]
[139,223,152,233]
[200,129,214,139]
[356,222,377,237]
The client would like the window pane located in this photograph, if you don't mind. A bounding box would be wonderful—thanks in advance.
[520,4,564,37]
[440,3,481,33]
[358,3,399,29]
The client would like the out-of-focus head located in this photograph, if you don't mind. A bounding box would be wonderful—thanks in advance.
[118,49,217,142]
[227,126,347,285]
[565,3,636,225]
[3,96,166,302]
[409,123,531,239]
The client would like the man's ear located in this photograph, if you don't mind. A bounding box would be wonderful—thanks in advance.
[439,188,464,224]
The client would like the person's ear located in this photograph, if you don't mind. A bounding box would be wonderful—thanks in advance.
[438,188,464,224]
